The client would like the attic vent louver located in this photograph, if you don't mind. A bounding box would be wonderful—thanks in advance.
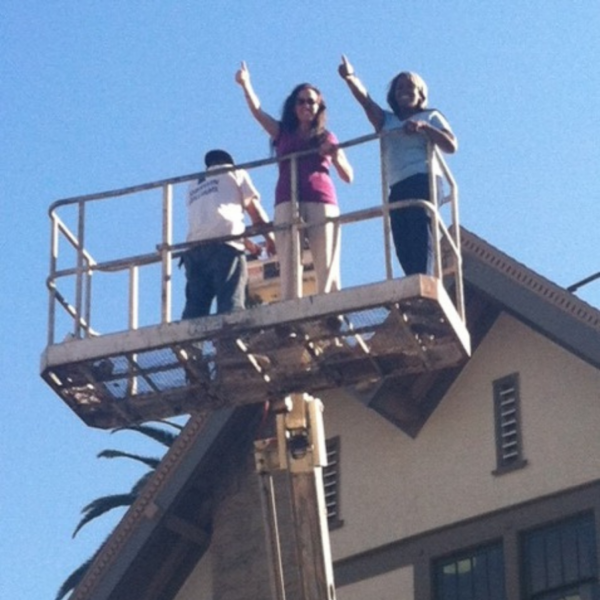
[493,373,527,474]
[323,436,344,529]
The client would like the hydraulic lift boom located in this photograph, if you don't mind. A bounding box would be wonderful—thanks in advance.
[255,393,336,600]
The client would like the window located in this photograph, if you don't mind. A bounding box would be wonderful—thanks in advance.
[434,542,506,600]
[323,436,343,529]
[493,373,527,474]
[521,513,599,600]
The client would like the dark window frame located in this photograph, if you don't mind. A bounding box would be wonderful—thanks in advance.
[433,540,507,600]
[492,372,528,475]
[520,512,599,600]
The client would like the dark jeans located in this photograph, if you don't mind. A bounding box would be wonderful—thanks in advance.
[181,243,247,319]
[389,173,432,276]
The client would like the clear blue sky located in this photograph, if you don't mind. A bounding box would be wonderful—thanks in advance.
[2,3,599,599]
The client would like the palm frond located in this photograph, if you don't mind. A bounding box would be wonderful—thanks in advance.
[152,418,185,432]
[56,532,112,600]
[111,423,179,447]
[73,493,136,538]
[61,418,184,595]
[55,554,96,600]
[130,471,156,495]
[113,418,184,432]
[97,449,160,469]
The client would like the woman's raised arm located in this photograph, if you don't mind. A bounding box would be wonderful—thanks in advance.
[338,55,385,132]
[235,61,280,139]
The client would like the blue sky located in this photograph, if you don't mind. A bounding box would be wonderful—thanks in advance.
[2,2,599,599]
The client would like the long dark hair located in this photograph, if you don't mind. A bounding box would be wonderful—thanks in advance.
[278,83,328,145]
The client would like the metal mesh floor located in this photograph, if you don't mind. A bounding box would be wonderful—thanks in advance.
[41,277,470,428]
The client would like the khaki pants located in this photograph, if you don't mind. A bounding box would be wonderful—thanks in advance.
[274,201,341,301]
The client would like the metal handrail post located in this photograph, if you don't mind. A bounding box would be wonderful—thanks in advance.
[429,145,443,280]
[126,264,140,397]
[74,200,86,338]
[290,155,301,300]
[450,186,465,321]
[379,138,393,280]
[84,259,93,337]
[47,217,59,346]
[129,265,139,330]
[161,184,173,323]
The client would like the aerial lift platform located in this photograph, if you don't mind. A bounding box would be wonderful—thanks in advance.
[40,136,469,429]
[40,134,470,600]
[41,273,468,429]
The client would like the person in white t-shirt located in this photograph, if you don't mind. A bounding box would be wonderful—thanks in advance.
[182,149,275,319]
[338,56,457,275]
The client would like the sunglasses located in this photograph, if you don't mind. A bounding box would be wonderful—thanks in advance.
[296,97,318,106]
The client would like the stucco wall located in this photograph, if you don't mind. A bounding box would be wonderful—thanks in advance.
[337,566,413,600]
[324,312,600,560]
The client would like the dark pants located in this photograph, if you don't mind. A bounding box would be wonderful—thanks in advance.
[181,243,247,319]
[389,174,432,276]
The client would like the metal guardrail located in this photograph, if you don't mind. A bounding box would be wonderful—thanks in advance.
[45,131,464,346]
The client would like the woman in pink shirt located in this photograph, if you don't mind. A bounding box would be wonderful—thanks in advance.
[236,62,353,300]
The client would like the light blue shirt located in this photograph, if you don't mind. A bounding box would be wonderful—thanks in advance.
[381,109,452,186]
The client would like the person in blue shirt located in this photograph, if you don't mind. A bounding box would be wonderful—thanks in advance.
[338,55,457,275]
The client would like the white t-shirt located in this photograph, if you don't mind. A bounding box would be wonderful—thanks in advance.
[186,165,259,251]
[381,109,453,186]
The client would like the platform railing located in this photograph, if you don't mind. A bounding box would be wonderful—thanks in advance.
[45,131,463,347]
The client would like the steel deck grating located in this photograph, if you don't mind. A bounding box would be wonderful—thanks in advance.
[41,277,471,428]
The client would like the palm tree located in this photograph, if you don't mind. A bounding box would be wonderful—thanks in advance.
[56,420,184,600]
